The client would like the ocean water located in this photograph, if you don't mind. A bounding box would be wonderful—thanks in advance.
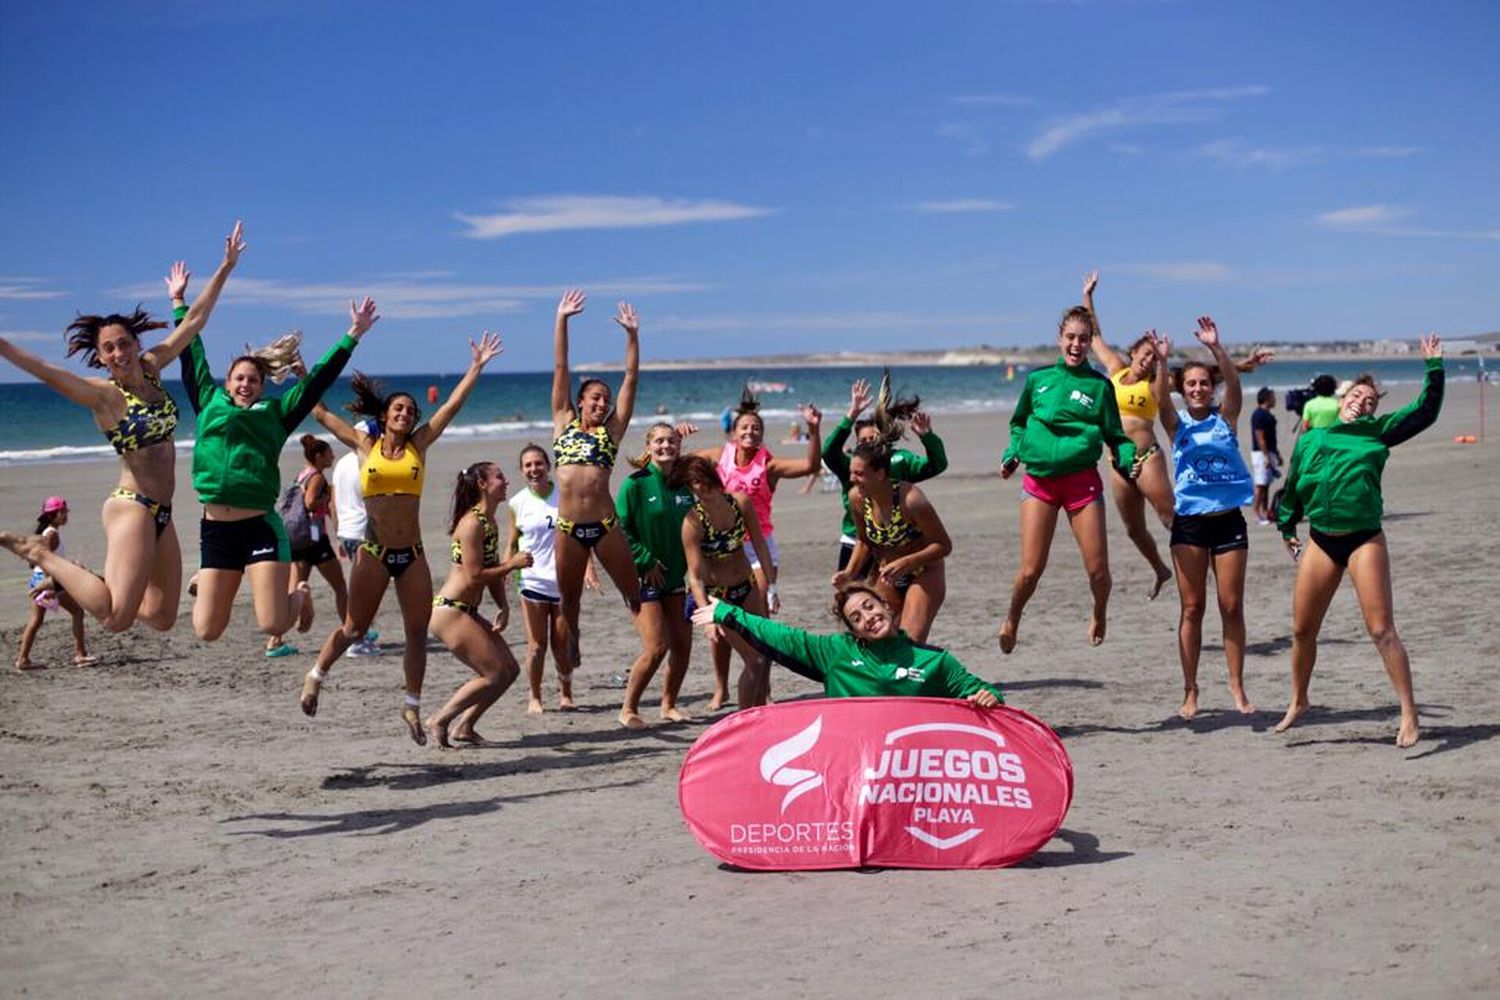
[0,357,1478,466]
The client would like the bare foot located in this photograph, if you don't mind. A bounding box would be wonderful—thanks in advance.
[1274,700,1309,733]
[401,706,427,746]
[451,728,491,745]
[559,671,576,710]
[1148,566,1172,601]
[299,672,322,717]
[0,531,49,564]
[660,706,692,723]
[619,710,648,731]
[15,659,38,671]
[997,619,1018,655]
[1396,717,1420,749]
[424,714,452,749]
[1088,611,1106,647]
[293,583,314,633]
[526,697,544,716]
[1179,686,1200,720]
[707,692,728,712]
[73,654,99,667]
[1230,686,1255,715]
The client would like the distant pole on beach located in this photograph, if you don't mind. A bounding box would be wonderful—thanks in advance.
[1480,355,1487,442]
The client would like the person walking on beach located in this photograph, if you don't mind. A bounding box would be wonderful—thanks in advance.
[672,455,775,710]
[1152,319,1256,719]
[997,300,1143,653]
[615,423,697,728]
[181,297,377,643]
[329,441,381,657]
[821,373,948,571]
[1274,336,1444,749]
[424,461,533,748]
[265,435,350,658]
[692,583,1003,705]
[549,289,644,670]
[299,332,504,745]
[506,443,582,713]
[0,223,242,632]
[1250,387,1282,525]
[15,497,95,670]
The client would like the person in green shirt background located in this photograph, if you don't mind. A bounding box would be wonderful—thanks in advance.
[821,372,948,571]
[615,422,698,728]
[692,582,1002,705]
[1274,336,1444,749]
[1299,374,1340,431]
[998,302,1141,656]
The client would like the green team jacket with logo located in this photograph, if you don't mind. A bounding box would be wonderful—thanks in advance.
[821,415,948,538]
[181,333,358,511]
[1278,357,1444,538]
[1002,357,1136,478]
[615,462,695,591]
[714,603,1004,702]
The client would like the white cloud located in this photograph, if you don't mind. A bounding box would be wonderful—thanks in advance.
[0,278,66,301]
[914,199,1016,214]
[0,329,57,342]
[1026,85,1269,161]
[1354,145,1424,158]
[1117,262,1236,283]
[109,275,709,320]
[1196,138,1325,170]
[1316,204,1414,228]
[650,312,1011,335]
[1314,204,1499,240]
[454,195,771,240]
[948,93,1034,107]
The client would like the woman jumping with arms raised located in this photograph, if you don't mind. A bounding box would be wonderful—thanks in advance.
[550,289,643,666]
[299,332,504,744]
[0,222,243,631]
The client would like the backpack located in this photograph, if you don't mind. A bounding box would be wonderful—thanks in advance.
[276,474,314,550]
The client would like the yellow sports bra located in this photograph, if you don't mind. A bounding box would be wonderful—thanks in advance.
[1111,368,1158,421]
[363,442,425,498]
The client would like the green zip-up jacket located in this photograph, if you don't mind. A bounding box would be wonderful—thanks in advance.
[714,602,1004,702]
[1002,358,1136,477]
[822,415,948,538]
[1278,357,1444,538]
[181,333,358,511]
[615,463,695,590]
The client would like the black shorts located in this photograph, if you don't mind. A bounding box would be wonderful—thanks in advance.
[291,535,336,566]
[1170,509,1249,555]
[200,515,290,571]
[707,579,754,606]
[639,575,687,603]
[1310,527,1383,569]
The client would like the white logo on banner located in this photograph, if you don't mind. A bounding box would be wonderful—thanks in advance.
[760,716,824,814]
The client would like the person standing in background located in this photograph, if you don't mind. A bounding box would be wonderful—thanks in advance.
[330,437,381,656]
[1250,387,1282,525]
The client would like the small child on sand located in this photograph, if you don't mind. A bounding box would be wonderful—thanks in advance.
[16,496,95,670]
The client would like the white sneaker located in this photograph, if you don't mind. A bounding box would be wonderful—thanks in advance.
[346,639,383,658]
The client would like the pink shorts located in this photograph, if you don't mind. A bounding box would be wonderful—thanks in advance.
[1021,468,1104,513]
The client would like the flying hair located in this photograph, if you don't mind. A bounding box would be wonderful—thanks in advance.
[346,371,422,431]
[243,332,304,384]
[65,306,168,368]
[868,367,921,446]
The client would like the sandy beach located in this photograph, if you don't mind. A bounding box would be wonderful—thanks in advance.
[1,380,1496,998]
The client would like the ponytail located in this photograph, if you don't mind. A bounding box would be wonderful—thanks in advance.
[449,462,495,534]
[300,433,330,463]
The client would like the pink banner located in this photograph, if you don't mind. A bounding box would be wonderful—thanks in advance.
[678,698,1073,870]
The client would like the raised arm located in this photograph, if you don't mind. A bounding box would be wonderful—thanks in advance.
[1152,334,1178,438]
[822,379,870,485]
[278,298,378,431]
[551,289,584,425]
[607,301,640,439]
[1082,271,1126,374]
[146,221,245,369]
[413,331,503,449]
[768,404,823,479]
[903,410,948,481]
[1195,316,1241,425]
[1235,345,1276,372]
[1376,336,1445,446]
[311,402,365,452]
[0,337,108,410]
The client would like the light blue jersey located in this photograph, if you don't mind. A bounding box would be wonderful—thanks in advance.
[1172,408,1253,515]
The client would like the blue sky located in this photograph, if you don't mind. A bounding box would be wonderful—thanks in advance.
[2,0,1497,379]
